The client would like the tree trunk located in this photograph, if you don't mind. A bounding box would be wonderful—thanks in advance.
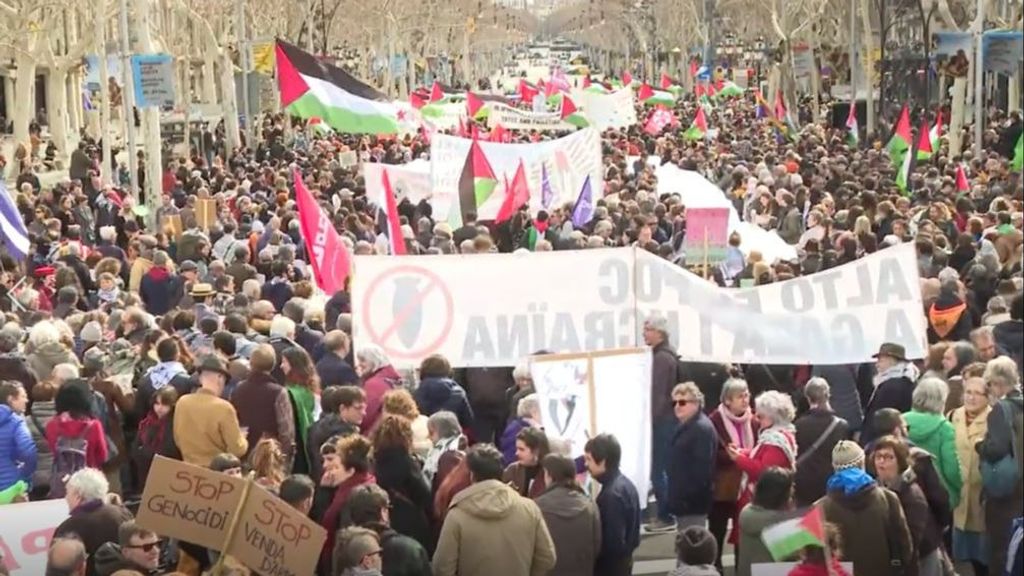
[219,50,241,155]
[948,75,967,156]
[46,69,70,160]
[135,0,164,229]
[859,0,876,135]
[202,50,218,104]
[12,52,36,149]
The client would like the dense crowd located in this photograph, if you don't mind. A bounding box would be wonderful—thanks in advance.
[0,79,1022,576]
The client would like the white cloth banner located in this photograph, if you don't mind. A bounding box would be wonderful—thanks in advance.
[531,348,652,507]
[1,500,69,576]
[362,160,449,217]
[351,243,926,368]
[430,128,603,219]
[420,102,466,131]
[487,103,576,132]
[580,87,637,130]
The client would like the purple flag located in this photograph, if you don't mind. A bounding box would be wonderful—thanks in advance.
[541,162,553,209]
[571,175,594,228]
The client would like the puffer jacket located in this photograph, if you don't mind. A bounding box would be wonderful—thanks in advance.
[25,400,56,491]
[414,377,475,428]
[0,404,36,492]
[903,409,963,509]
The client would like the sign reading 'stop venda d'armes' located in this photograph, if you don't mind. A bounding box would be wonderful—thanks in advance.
[351,243,927,368]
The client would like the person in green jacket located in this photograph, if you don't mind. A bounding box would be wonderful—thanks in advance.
[282,347,319,475]
[903,376,963,509]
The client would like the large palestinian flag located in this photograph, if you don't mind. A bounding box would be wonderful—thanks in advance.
[276,40,399,135]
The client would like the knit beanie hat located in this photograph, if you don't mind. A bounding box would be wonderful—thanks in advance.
[832,440,866,471]
[676,526,718,566]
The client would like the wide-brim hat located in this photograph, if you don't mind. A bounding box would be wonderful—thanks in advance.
[195,354,231,378]
[872,342,907,362]
[190,283,215,298]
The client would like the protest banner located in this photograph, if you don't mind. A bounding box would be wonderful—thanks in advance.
[337,150,359,168]
[684,207,731,266]
[581,87,637,130]
[362,160,442,217]
[352,243,927,368]
[135,456,247,550]
[531,347,652,506]
[486,103,576,132]
[0,500,68,576]
[226,482,327,576]
[430,128,602,220]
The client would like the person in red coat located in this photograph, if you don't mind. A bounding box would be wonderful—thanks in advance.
[355,346,402,434]
[320,434,376,571]
[726,390,797,544]
[46,382,109,471]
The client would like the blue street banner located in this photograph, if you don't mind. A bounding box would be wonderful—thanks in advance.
[130,53,175,108]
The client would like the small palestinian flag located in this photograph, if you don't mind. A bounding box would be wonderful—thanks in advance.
[846,103,859,148]
[457,138,498,225]
[955,164,970,193]
[638,83,675,106]
[466,92,489,121]
[761,506,826,561]
[684,107,708,141]
[716,81,744,99]
[560,95,588,128]
[622,70,634,87]
[887,104,912,166]
[915,116,935,161]
[1012,133,1023,172]
[275,40,399,135]
[896,132,917,195]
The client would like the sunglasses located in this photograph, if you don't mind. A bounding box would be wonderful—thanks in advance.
[126,540,163,552]
[673,399,692,407]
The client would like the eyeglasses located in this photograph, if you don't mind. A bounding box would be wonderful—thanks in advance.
[125,540,163,552]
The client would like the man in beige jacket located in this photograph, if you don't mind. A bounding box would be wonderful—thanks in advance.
[432,444,556,576]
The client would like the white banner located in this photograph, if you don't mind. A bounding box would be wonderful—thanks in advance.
[421,102,466,131]
[531,348,652,507]
[486,103,576,132]
[580,87,637,130]
[362,160,448,217]
[0,500,69,576]
[351,243,927,368]
[430,128,603,219]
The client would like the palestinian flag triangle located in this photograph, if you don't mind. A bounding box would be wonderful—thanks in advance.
[762,506,826,561]
[684,107,708,141]
[467,92,488,120]
[457,138,498,225]
[276,40,399,135]
[887,104,912,166]
[560,95,588,128]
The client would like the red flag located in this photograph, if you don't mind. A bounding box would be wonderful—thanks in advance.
[409,92,426,110]
[915,118,933,157]
[544,79,558,98]
[955,164,970,192]
[689,59,699,78]
[695,83,706,98]
[518,79,538,103]
[622,71,633,86]
[489,123,507,143]
[466,92,485,118]
[380,169,407,255]
[560,95,578,119]
[582,76,591,88]
[430,81,444,102]
[706,81,718,98]
[660,72,673,90]
[495,160,530,223]
[294,170,351,294]
[637,83,654,101]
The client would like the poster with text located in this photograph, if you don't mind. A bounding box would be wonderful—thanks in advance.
[0,500,69,576]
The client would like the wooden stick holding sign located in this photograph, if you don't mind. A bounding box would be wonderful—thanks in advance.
[210,476,254,576]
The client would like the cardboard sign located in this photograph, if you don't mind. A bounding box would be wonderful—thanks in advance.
[163,213,183,241]
[684,207,731,265]
[135,456,247,550]
[338,150,358,168]
[227,482,326,576]
[0,500,69,576]
[195,198,217,230]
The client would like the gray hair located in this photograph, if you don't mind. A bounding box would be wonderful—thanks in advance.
[644,313,669,337]
[356,345,389,373]
[66,468,109,500]
[804,377,831,405]
[51,363,80,383]
[672,382,704,409]
[720,378,749,403]
[984,356,1020,393]
[269,316,296,339]
[512,361,531,381]
[912,377,949,414]
[427,411,461,439]
[517,393,539,418]
[987,296,1008,314]
[28,320,61,349]
[971,325,995,340]
[754,391,796,426]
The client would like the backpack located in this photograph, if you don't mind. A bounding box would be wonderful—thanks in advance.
[48,427,89,498]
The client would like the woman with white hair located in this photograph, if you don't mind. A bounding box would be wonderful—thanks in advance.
[725,390,797,544]
[26,320,78,383]
[355,345,401,434]
[977,356,1023,572]
[505,361,535,421]
[52,468,132,576]
[903,377,963,508]
[500,393,541,466]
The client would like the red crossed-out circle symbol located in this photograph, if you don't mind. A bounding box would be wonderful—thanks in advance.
[361,265,454,360]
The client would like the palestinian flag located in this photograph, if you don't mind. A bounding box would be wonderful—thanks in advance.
[846,103,859,148]
[955,164,970,193]
[774,90,799,139]
[754,90,770,120]
[923,111,944,158]
[560,95,588,128]
[887,104,912,166]
[585,83,610,94]
[896,136,915,195]
[518,79,539,104]
[716,81,744,99]
[761,506,826,561]
[1012,133,1023,172]
[622,70,634,87]
[638,83,676,106]
[275,40,399,135]
[466,92,489,121]
[684,107,708,141]
[915,117,935,161]
[457,138,498,225]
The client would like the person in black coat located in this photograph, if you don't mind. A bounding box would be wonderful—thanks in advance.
[315,331,359,388]
[283,299,323,358]
[793,378,850,506]
[342,484,433,576]
[372,416,434,554]
[861,343,917,445]
[586,434,640,576]
[139,251,180,317]
[413,356,474,429]
[666,383,717,527]
[306,385,363,483]
[261,261,294,313]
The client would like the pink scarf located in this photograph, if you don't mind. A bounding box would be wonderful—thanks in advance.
[717,403,755,449]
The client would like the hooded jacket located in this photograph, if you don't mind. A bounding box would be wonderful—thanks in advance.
[0,404,36,491]
[736,505,798,576]
[432,479,556,576]
[903,410,962,509]
[593,469,641,576]
[413,377,475,428]
[139,265,178,316]
[535,485,601,576]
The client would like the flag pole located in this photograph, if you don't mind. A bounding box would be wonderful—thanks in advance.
[820,504,836,576]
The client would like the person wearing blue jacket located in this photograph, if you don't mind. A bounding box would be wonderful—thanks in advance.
[413,355,475,429]
[0,381,37,495]
[667,382,717,530]
[586,433,641,576]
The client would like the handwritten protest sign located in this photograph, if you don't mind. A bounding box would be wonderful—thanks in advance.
[136,456,246,550]
[684,207,731,265]
[228,482,326,576]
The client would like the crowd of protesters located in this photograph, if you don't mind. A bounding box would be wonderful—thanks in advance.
[0,68,1022,576]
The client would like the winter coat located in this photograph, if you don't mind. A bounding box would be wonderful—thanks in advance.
[499,418,533,466]
[593,470,641,576]
[139,266,179,316]
[374,447,433,551]
[413,377,474,428]
[432,479,557,576]
[502,462,547,499]
[134,361,194,418]
[230,371,295,462]
[535,485,602,576]
[882,468,943,560]
[976,391,1024,572]
[794,408,849,506]
[172,388,248,466]
[363,522,432,576]
[733,426,797,542]
[0,404,36,492]
[25,400,55,490]
[315,352,359,387]
[651,341,678,421]
[93,542,154,576]
[44,412,108,469]
[950,404,988,532]
[708,407,759,503]
[27,341,77,382]
[261,279,294,312]
[927,292,974,344]
[128,256,154,293]
[736,505,798,576]
[305,413,358,483]
[812,364,871,434]
[134,409,180,486]
[992,319,1024,374]
[321,471,376,570]
[667,412,717,517]
[862,364,917,444]
[53,499,134,576]
[460,367,513,419]
[361,365,402,434]
[903,410,963,509]
[0,352,38,399]
[777,206,804,244]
